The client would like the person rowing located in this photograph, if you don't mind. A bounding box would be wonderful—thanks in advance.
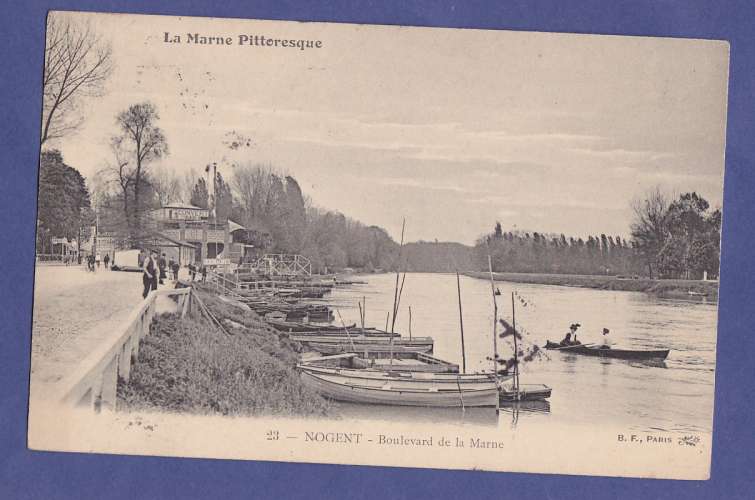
[560,323,581,346]
[599,327,612,349]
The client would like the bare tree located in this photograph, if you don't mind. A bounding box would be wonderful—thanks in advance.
[150,165,183,206]
[630,186,670,279]
[41,13,113,146]
[180,168,200,205]
[114,102,168,240]
[93,139,134,243]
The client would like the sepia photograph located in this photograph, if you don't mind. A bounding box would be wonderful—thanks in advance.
[27,10,729,479]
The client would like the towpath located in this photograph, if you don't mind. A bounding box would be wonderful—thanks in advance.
[30,264,187,399]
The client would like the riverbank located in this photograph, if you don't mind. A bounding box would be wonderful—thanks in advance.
[117,287,332,417]
[463,271,718,300]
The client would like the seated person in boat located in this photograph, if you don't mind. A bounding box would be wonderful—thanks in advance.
[560,323,582,346]
[599,327,612,349]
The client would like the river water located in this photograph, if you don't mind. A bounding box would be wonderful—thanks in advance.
[320,273,717,434]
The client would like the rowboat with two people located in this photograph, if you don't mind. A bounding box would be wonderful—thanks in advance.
[544,341,670,360]
[546,323,669,360]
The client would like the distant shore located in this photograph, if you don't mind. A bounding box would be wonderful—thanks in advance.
[463,271,719,301]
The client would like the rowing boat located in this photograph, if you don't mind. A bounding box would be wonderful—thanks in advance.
[498,383,552,401]
[298,364,507,407]
[292,335,434,353]
[302,352,459,373]
[267,319,393,336]
[307,341,433,355]
[544,341,670,360]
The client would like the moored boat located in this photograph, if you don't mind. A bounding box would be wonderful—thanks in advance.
[302,352,459,373]
[297,364,507,407]
[544,341,670,360]
[498,383,552,401]
[307,341,433,356]
[292,335,434,353]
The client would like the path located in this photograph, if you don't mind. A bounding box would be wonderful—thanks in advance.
[30,264,187,400]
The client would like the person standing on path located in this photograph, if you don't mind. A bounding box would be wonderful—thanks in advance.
[103,253,110,269]
[95,252,101,269]
[172,260,180,282]
[142,250,159,299]
[158,253,167,285]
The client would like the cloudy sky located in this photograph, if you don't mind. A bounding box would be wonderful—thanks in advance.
[49,12,730,244]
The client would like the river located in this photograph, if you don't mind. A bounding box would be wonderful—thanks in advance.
[319,272,717,434]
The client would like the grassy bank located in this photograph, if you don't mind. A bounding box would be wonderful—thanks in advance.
[117,290,331,416]
[464,271,718,300]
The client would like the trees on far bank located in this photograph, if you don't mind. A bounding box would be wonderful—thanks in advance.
[630,187,669,279]
[656,193,721,279]
[474,190,721,280]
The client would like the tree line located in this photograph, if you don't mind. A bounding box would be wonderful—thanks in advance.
[473,189,721,280]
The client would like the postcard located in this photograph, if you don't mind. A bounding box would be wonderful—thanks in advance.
[28,10,729,479]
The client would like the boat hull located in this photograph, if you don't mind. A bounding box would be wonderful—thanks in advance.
[544,341,669,360]
[498,383,552,401]
[300,369,500,407]
[308,342,433,355]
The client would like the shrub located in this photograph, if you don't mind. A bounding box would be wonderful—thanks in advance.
[118,300,331,417]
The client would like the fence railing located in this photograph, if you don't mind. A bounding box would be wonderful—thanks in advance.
[50,287,195,411]
[205,270,245,300]
[238,253,312,277]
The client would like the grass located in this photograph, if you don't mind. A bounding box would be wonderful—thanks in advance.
[464,271,719,300]
[117,290,331,417]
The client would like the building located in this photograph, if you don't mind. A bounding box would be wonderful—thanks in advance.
[151,202,251,268]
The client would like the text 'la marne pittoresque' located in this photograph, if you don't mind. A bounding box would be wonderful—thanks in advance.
[164,32,323,50]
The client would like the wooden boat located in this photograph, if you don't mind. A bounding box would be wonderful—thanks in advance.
[303,352,459,373]
[298,364,507,407]
[283,329,396,337]
[267,319,392,336]
[267,319,355,332]
[498,383,552,401]
[292,335,434,353]
[544,341,670,360]
[307,341,433,356]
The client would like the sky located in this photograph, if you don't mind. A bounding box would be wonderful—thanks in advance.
[48,12,730,245]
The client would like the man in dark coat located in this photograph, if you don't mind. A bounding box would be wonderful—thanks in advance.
[142,250,159,298]
[158,253,167,284]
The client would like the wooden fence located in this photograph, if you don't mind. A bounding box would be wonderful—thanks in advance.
[51,287,196,412]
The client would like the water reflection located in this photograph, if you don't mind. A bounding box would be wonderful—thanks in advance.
[336,402,500,428]
[500,400,552,428]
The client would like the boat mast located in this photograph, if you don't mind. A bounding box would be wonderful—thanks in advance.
[487,255,500,414]
[408,305,412,340]
[389,219,406,369]
[511,292,520,400]
[456,270,467,374]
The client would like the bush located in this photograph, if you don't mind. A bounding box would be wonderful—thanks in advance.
[118,299,331,417]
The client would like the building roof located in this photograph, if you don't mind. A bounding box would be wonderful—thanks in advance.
[162,202,206,210]
[149,231,199,248]
[228,219,245,232]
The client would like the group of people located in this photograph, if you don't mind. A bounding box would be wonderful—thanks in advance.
[559,323,612,348]
[140,249,208,299]
[84,252,111,272]
[142,251,174,298]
